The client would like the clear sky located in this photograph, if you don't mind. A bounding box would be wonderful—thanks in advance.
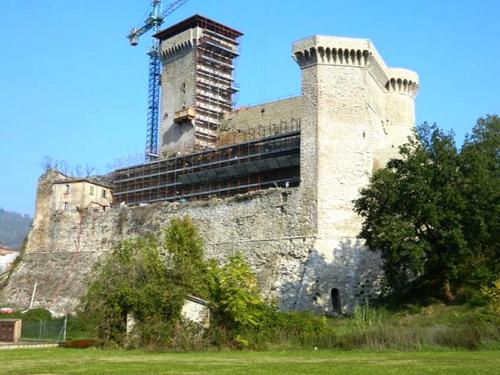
[1,0,499,216]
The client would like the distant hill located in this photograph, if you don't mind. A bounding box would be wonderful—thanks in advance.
[0,208,32,251]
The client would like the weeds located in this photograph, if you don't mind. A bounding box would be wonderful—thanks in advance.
[352,303,383,330]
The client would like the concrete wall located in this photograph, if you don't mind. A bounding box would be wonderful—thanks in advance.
[181,296,210,328]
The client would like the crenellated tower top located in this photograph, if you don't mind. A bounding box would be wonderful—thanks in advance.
[292,35,419,96]
[386,68,419,98]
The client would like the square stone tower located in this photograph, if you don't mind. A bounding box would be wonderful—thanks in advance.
[293,36,419,312]
[294,36,419,238]
[155,15,243,156]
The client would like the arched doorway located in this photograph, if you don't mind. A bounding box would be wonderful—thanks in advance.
[331,288,341,314]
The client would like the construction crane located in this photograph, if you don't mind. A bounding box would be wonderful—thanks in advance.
[128,0,189,161]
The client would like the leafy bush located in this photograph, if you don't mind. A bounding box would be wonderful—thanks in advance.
[80,234,184,347]
[481,279,500,314]
[207,254,264,330]
[214,309,336,350]
[164,217,208,298]
[22,308,52,322]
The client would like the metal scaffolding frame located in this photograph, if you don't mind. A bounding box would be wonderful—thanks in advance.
[112,128,300,205]
[192,17,242,149]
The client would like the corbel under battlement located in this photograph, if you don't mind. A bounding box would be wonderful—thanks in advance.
[159,27,201,62]
[292,35,419,97]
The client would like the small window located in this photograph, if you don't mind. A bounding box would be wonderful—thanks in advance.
[64,184,70,194]
[63,202,69,211]
[331,288,341,314]
[102,189,106,198]
[89,185,94,196]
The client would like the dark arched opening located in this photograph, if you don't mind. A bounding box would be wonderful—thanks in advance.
[331,288,341,314]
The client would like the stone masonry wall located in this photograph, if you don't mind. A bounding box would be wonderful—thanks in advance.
[291,35,417,313]
[2,170,380,316]
[2,171,317,314]
[221,96,302,135]
[159,28,200,156]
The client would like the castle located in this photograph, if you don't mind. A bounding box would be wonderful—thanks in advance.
[1,15,418,315]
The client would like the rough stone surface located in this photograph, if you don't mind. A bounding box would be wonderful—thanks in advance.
[2,180,316,314]
[221,96,302,136]
[159,27,199,156]
[291,34,418,312]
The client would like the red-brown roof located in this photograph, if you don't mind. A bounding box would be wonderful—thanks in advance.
[154,14,243,41]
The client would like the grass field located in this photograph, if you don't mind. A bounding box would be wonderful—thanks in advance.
[1,348,499,375]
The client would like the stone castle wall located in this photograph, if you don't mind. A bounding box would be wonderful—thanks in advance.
[2,170,380,315]
[221,96,302,135]
[2,32,417,317]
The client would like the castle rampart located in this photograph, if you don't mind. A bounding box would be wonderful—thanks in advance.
[1,17,418,316]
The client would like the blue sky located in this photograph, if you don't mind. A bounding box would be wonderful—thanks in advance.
[1,0,499,216]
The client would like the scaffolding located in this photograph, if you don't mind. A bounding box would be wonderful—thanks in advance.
[116,17,299,205]
[192,16,242,149]
[112,128,300,205]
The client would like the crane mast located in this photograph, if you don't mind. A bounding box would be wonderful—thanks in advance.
[128,0,189,161]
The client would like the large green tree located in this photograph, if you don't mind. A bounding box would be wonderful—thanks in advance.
[354,116,499,302]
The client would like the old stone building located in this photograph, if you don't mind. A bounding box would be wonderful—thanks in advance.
[1,15,418,315]
[51,177,113,213]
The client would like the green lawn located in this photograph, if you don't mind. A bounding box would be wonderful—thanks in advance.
[1,349,499,375]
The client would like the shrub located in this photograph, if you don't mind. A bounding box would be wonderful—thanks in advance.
[207,254,264,330]
[22,308,52,322]
[481,279,500,314]
[62,339,96,349]
[231,309,336,350]
[80,234,184,347]
[352,303,382,330]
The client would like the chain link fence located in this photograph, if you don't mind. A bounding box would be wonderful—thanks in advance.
[20,318,67,343]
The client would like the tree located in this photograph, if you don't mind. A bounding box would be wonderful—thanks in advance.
[164,216,208,298]
[459,116,500,284]
[82,235,184,346]
[354,117,499,302]
[206,254,264,329]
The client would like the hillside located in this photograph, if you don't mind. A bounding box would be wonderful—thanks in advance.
[0,208,32,250]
